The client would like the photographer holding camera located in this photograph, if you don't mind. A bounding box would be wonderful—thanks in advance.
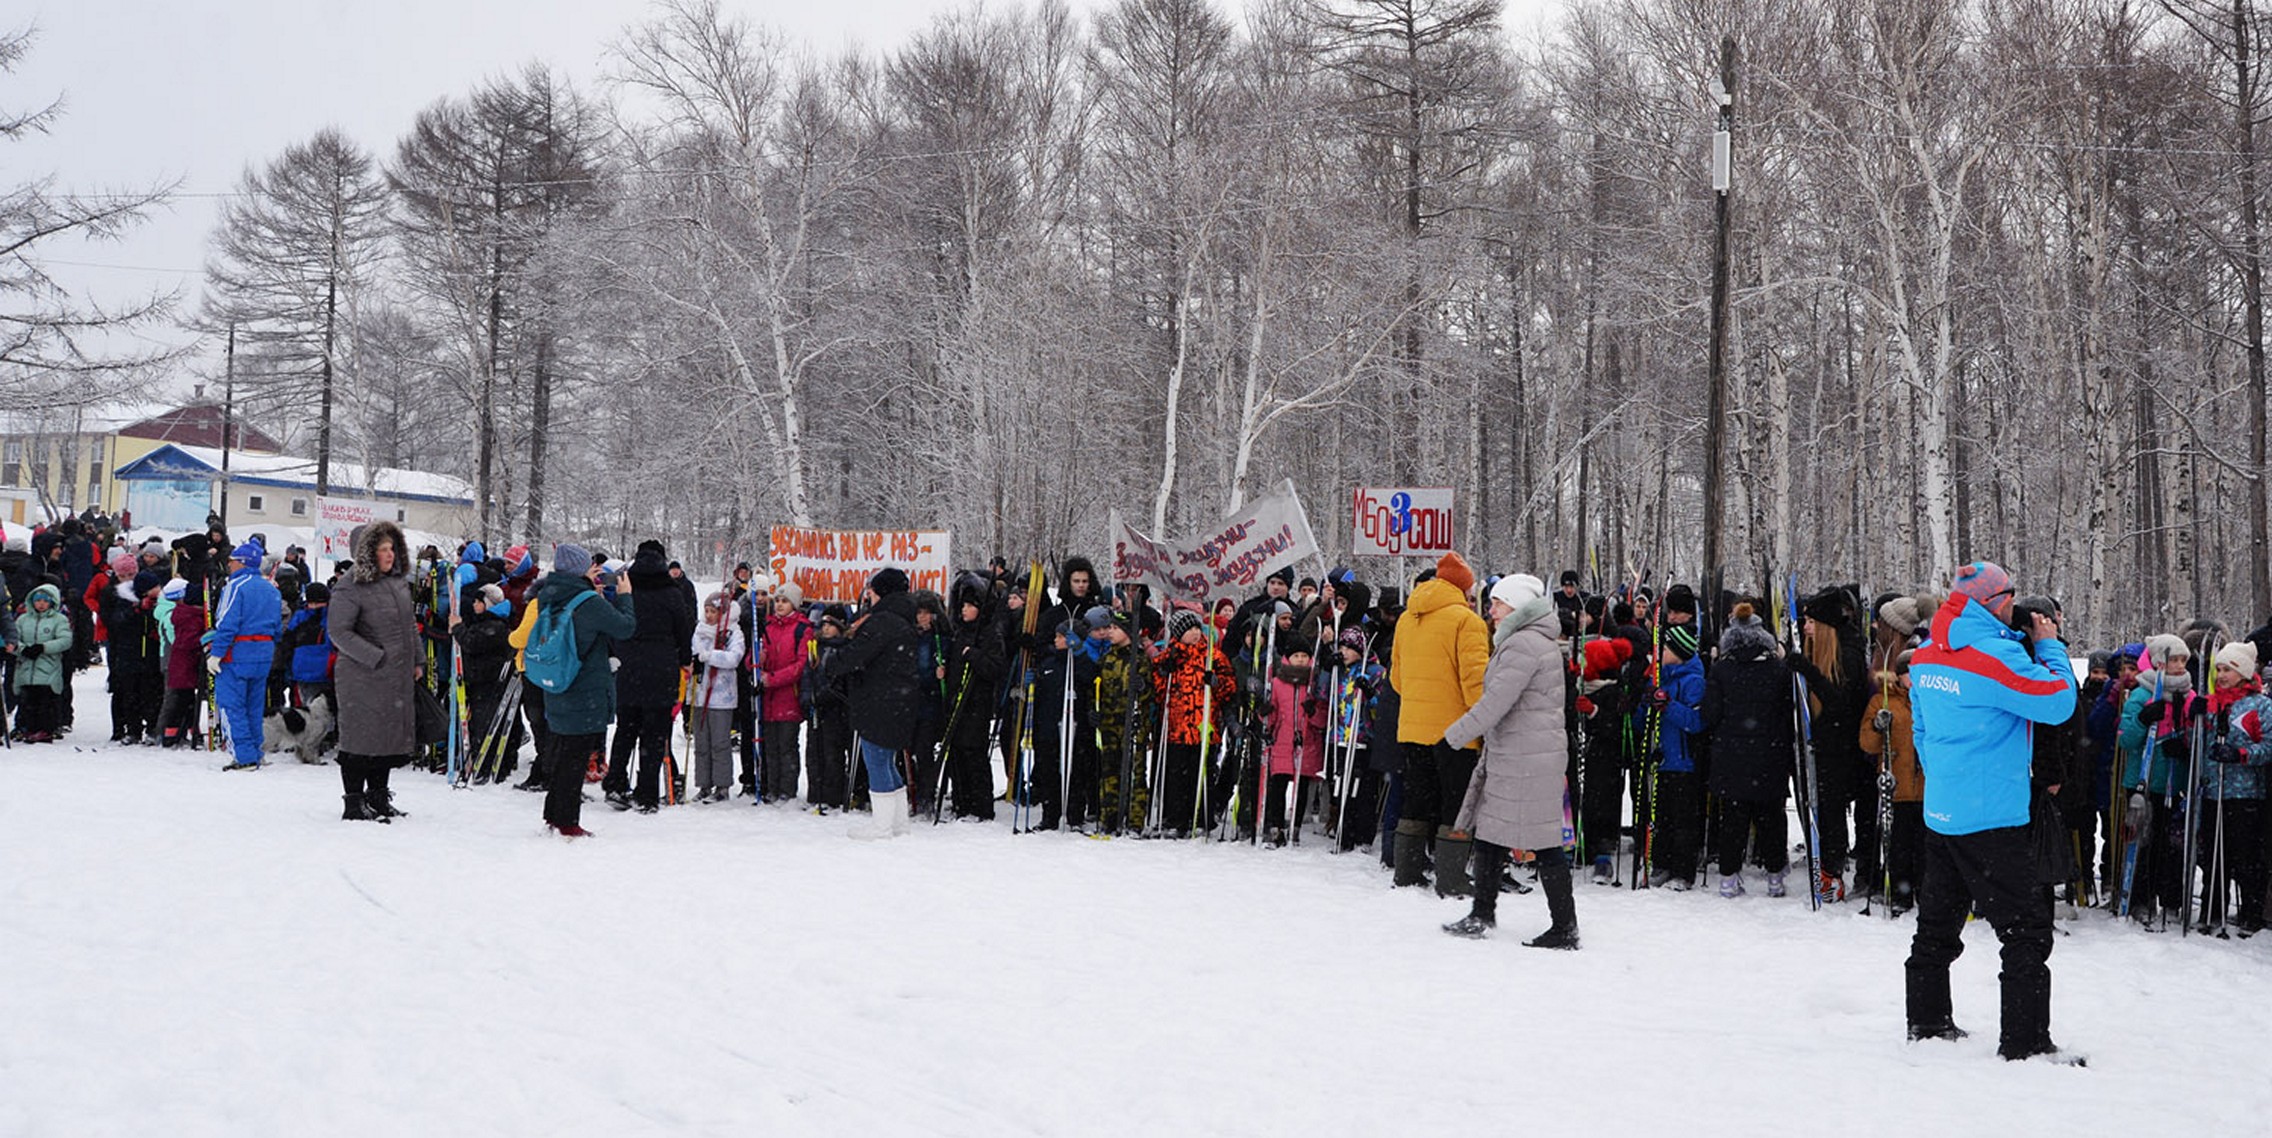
[1903,560,2081,1064]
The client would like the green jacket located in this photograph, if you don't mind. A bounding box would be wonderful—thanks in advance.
[13,584,73,693]
[532,571,637,735]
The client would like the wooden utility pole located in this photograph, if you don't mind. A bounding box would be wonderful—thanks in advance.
[1701,36,1737,592]
[221,322,236,529]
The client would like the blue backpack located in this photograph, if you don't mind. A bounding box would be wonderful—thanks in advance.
[525,591,599,694]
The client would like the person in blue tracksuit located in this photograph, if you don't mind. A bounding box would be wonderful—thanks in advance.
[1903,561,2078,1064]
[207,540,283,770]
[1644,624,1708,888]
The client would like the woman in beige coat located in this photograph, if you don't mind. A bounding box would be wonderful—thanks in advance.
[1439,573,1579,948]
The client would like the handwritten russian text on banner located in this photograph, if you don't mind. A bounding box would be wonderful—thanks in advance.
[769,526,952,604]
[1108,480,1320,609]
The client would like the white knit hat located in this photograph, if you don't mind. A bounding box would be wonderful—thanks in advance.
[2214,640,2259,678]
[1489,573,1546,611]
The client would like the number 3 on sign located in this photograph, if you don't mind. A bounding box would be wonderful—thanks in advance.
[1388,492,1413,536]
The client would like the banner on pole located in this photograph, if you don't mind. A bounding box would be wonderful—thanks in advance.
[769,526,952,604]
[1351,486,1454,557]
[1108,480,1321,609]
[315,496,379,561]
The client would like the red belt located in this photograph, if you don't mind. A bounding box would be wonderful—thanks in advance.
[222,634,273,665]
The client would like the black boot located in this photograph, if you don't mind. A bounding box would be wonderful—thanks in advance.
[366,765,405,819]
[1392,818,1431,888]
[1446,843,1506,937]
[342,794,387,822]
[1523,857,1580,950]
[1433,827,1474,899]
[1905,960,1956,1041]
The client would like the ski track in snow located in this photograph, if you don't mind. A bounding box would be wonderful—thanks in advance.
[4,680,2272,1136]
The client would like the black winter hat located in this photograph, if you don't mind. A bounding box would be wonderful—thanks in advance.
[1664,584,1697,617]
[1269,566,1295,586]
[870,567,911,596]
[303,583,330,604]
[1559,570,1581,588]
[637,539,668,559]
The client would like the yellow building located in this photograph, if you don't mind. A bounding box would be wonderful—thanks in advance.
[0,401,283,525]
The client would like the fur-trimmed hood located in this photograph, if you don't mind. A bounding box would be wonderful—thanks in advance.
[348,520,409,583]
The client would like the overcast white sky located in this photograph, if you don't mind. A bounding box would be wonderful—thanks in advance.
[11,0,1557,393]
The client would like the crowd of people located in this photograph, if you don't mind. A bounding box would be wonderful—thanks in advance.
[15,511,2271,1063]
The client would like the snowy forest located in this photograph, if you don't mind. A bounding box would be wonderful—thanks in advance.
[11,0,2272,640]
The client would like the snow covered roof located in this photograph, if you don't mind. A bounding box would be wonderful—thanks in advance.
[112,443,475,506]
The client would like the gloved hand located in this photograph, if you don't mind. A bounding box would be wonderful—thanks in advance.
[206,655,222,676]
[1873,708,1893,732]
[2210,741,2244,764]
[1650,689,1669,711]
[2137,700,2166,727]
[18,643,40,660]
[2216,711,2232,738]
[2163,733,2191,764]
[2126,793,2148,838]
[1575,695,1596,717]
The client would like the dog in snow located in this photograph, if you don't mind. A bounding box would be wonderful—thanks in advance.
[263,694,335,765]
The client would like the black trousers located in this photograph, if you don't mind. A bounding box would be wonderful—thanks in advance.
[760,719,802,801]
[543,730,604,827]
[1717,797,1789,875]
[1889,801,1925,902]
[1398,740,1480,831]
[109,669,162,740]
[1577,731,1624,863]
[945,715,995,820]
[808,713,850,807]
[1905,825,2055,1056]
[607,704,674,806]
[1646,769,1703,880]
[2197,797,2267,929]
[158,686,205,747]
[1158,741,1206,836]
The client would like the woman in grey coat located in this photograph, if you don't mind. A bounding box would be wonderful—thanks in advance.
[328,520,420,822]
[1439,573,1579,948]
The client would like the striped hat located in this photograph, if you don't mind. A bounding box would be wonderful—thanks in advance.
[1664,624,1699,660]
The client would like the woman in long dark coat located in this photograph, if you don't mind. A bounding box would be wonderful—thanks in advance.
[328,521,420,821]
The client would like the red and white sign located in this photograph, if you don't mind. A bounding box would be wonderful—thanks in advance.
[314,496,379,560]
[1352,486,1454,557]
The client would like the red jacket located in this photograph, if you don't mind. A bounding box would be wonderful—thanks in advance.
[166,602,206,691]
[758,611,811,723]
[1263,669,1327,777]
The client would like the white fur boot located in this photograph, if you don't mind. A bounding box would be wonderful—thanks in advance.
[851,788,908,841]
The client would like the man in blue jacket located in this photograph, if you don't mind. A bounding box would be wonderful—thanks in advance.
[208,540,283,770]
[1904,560,2078,1063]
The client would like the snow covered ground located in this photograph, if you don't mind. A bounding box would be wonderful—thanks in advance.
[5,676,2271,1136]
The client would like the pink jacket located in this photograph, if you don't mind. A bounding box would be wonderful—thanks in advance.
[758,611,811,723]
[1263,671,1326,777]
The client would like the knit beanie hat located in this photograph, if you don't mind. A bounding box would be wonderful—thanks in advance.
[1664,625,1699,660]
[553,543,594,577]
[1169,609,1203,641]
[1339,627,1367,655]
[1582,637,1632,680]
[1435,552,1476,597]
[1950,561,2013,614]
[2145,633,2191,668]
[775,582,804,607]
[1083,605,1116,632]
[1664,583,1697,617]
[869,567,911,596]
[1488,572,1546,611]
[230,540,265,565]
[1877,596,1922,638]
[2215,640,2259,677]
